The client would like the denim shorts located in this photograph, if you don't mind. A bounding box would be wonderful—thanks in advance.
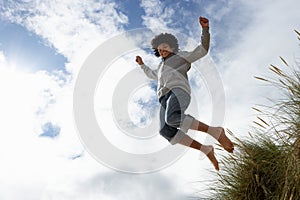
[159,88,194,145]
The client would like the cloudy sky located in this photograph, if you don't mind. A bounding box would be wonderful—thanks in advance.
[0,0,300,199]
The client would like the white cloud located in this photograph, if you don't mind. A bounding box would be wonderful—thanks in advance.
[40,171,191,200]
[0,52,84,199]
[140,0,176,33]
[0,1,134,197]
[211,0,300,135]
[1,0,128,74]
[0,1,201,199]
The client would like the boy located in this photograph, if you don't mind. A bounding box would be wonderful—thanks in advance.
[135,16,234,171]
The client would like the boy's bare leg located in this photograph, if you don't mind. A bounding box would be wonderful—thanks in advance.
[190,119,234,153]
[178,134,219,171]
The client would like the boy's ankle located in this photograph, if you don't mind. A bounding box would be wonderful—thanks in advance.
[207,126,223,137]
[200,144,213,155]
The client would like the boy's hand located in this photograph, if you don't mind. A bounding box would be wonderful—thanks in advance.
[199,16,209,28]
[135,56,144,65]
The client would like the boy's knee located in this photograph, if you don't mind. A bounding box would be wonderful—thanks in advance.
[159,128,172,142]
[165,113,181,127]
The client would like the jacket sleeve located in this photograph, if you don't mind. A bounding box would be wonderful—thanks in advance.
[140,64,158,80]
[182,27,210,63]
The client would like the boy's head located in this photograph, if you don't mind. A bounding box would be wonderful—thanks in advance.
[151,33,179,58]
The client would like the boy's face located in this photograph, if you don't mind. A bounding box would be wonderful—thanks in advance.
[157,43,173,58]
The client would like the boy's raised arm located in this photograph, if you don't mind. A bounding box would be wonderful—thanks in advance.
[199,16,210,51]
[183,16,210,63]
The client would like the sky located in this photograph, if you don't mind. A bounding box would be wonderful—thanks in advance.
[0,0,300,199]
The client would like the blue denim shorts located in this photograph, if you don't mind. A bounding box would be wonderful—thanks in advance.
[159,88,194,145]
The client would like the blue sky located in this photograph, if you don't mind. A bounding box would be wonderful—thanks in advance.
[0,0,252,73]
[0,0,300,199]
[0,19,67,72]
[0,0,262,73]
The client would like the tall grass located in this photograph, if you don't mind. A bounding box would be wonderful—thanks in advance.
[208,30,300,200]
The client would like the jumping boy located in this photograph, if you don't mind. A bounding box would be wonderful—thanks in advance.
[135,16,234,171]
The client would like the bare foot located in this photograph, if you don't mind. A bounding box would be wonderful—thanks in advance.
[208,127,234,153]
[201,145,219,171]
